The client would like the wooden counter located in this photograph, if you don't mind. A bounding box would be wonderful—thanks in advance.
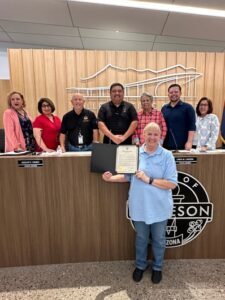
[0,152,225,267]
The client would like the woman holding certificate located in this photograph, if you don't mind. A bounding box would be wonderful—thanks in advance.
[102,122,177,284]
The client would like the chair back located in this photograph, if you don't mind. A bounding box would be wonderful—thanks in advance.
[0,128,5,152]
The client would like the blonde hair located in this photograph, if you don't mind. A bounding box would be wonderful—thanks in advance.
[143,122,161,134]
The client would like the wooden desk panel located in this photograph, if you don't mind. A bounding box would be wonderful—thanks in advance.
[0,153,224,267]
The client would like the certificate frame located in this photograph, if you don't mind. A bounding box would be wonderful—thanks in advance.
[115,145,139,174]
[91,143,139,174]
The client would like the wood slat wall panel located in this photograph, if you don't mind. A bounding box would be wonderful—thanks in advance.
[116,51,127,86]
[186,52,196,107]
[136,51,147,111]
[8,49,24,92]
[4,50,225,136]
[54,50,67,116]
[156,52,167,100]
[214,53,225,121]
[33,50,46,100]
[126,51,137,107]
[0,80,11,127]
[176,52,187,106]
[195,52,206,102]
[95,50,107,113]
[204,53,215,100]
[44,50,57,110]
[166,52,177,107]
[146,51,157,106]
[22,49,36,117]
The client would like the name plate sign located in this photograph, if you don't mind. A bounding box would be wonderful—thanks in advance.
[18,159,43,168]
[175,157,197,165]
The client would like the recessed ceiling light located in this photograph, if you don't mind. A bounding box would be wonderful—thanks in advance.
[70,0,225,18]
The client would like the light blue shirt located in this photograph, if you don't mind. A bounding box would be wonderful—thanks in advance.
[193,114,220,150]
[126,145,177,225]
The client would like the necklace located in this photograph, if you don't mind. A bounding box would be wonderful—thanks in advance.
[16,109,26,118]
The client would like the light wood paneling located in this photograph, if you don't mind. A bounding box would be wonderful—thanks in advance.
[195,52,206,101]
[54,50,67,115]
[214,53,225,120]
[156,52,167,100]
[186,52,196,107]
[33,50,46,100]
[44,50,57,110]
[0,80,11,127]
[7,49,225,139]
[22,49,36,117]
[204,53,215,100]
[8,49,24,92]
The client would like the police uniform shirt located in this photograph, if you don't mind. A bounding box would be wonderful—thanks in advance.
[60,109,98,146]
[98,101,137,144]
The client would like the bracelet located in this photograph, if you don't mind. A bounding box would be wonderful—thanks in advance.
[149,176,154,185]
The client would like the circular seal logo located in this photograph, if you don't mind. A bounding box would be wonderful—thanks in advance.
[166,171,213,248]
[126,171,213,248]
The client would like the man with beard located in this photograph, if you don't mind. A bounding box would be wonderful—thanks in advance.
[161,84,196,150]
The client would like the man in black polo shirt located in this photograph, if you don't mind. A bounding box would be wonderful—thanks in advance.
[59,93,99,152]
[98,83,138,144]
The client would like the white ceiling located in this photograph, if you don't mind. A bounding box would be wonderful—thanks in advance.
[0,0,225,52]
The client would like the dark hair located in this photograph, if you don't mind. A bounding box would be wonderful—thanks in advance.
[7,91,26,108]
[110,83,124,92]
[196,97,213,116]
[38,97,55,114]
[168,83,182,92]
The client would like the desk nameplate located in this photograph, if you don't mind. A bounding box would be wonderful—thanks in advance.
[175,157,197,165]
[18,159,43,168]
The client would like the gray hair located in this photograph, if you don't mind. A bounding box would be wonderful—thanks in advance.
[140,92,153,101]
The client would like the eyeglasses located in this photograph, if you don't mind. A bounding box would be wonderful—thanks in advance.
[141,99,152,103]
[42,104,50,108]
[199,104,208,107]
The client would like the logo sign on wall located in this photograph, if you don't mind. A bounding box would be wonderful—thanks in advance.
[67,64,202,100]
[166,172,213,248]
[127,171,213,248]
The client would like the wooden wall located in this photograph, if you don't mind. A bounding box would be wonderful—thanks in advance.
[0,80,11,127]
[7,50,225,126]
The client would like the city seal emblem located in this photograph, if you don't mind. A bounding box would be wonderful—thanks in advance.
[166,171,213,248]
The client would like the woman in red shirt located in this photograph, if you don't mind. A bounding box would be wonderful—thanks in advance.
[33,98,61,152]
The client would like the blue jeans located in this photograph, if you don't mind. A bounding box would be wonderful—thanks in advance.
[133,220,167,271]
[68,143,93,152]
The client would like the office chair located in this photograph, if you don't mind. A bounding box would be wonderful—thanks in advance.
[0,128,5,152]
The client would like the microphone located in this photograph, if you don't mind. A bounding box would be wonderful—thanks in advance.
[170,129,179,152]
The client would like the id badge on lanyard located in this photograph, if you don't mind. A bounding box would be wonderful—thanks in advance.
[78,131,83,144]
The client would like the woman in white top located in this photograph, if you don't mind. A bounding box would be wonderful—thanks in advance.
[193,97,220,151]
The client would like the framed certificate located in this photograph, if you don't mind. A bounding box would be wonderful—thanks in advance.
[116,145,139,174]
[91,143,139,174]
